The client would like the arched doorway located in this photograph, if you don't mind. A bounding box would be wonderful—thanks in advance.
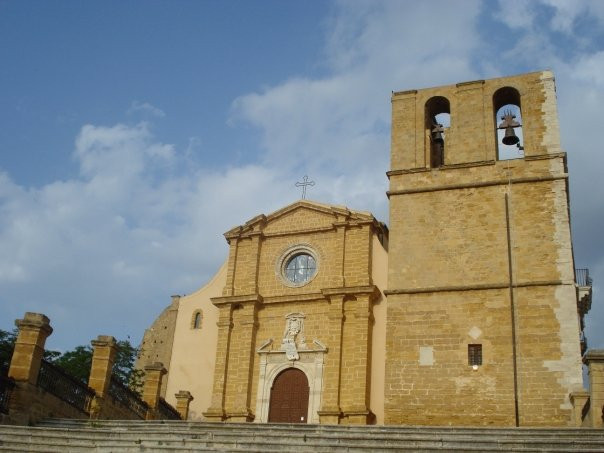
[268,368,309,423]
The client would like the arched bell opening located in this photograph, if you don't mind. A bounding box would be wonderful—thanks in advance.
[493,87,524,160]
[425,96,450,168]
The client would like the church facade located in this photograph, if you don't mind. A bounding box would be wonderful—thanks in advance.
[138,71,590,426]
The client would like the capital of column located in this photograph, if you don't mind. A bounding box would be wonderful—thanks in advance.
[91,335,117,349]
[144,362,167,375]
[15,312,53,337]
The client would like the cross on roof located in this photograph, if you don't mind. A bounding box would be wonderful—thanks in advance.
[295,175,315,200]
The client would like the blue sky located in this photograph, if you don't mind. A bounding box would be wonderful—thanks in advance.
[1,0,604,354]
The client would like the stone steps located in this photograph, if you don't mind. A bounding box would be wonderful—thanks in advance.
[0,419,602,452]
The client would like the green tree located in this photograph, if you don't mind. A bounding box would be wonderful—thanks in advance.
[113,339,145,394]
[52,345,93,383]
[0,328,17,374]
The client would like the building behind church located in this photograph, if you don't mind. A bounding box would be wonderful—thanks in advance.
[138,71,593,427]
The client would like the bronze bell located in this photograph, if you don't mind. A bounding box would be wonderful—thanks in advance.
[432,121,445,145]
[432,129,444,145]
[499,110,521,146]
[502,126,520,146]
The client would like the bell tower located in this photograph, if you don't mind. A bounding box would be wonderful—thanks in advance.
[385,71,584,426]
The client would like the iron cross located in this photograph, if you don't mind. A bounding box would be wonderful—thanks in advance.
[295,175,315,200]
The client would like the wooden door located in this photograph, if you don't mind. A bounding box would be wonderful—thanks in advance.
[268,368,309,423]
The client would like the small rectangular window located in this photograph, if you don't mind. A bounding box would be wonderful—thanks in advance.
[468,344,482,366]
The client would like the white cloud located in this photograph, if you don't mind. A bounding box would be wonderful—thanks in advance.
[0,122,296,348]
[540,0,604,34]
[127,101,166,118]
[232,0,482,225]
[494,0,536,30]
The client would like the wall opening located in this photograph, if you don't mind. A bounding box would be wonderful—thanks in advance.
[191,310,203,329]
[494,87,524,160]
[425,96,450,168]
[468,344,483,367]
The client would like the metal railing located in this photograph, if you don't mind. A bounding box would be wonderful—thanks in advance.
[0,373,15,415]
[37,359,95,414]
[576,268,592,287]
[157,397,181,420]
[108,376,148,419]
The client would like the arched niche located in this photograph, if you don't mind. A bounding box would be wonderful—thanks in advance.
[493,86,524,160]
[425,96,451,167]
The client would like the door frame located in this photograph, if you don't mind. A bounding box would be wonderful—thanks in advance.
[255,341,326,423]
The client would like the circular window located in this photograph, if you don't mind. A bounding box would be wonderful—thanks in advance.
[276,244,320,287]
[283,252,317,285]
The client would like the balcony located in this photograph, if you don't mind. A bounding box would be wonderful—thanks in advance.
[576,268,593,288]
[575,268,593,356]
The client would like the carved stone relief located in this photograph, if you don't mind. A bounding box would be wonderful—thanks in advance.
[281,312,307,360]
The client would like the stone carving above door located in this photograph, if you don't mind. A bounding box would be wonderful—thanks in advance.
[281,312,307,361]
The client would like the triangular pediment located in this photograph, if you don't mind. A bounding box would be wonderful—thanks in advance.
[223,200,376,240]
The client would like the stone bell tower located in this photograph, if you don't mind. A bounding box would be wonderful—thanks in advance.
[385,71,584,426]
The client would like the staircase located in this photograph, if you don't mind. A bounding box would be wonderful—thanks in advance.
[0,419,603,452]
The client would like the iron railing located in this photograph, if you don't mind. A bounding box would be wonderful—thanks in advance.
[0,373,15,415]
[108,376,148,419]
[157,397,181,420]
[576,268,592,287]
[37,359,95,414]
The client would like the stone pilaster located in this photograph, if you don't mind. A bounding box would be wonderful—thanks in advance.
[340,291,374,424]
[318,291,344,424]
[175,390,194,420]
[585,350,604,428]
[8,312,53,384]
[223,296,260,422]
[142,362,167,420]
[202,304,233,421]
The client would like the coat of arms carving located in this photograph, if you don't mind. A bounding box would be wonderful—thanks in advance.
[281,312,307,360]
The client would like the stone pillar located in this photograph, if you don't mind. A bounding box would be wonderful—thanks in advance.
[317,292,344,424]
[175,390,194,420]
[585,350,604,428]
[203,304,233,421]
[143,362,167,420]
[8,312,53,384]
[88,335,118,398]
[569,391,590,427]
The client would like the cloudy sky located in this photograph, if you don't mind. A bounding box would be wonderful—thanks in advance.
[1,0,603,353]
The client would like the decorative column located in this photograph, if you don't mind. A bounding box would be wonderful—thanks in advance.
[88,335,117,418]
[317,291,344,424]
[175,390,194,420]
[142,362,167,420]
[89,335,118,397]
[585,350,604,428]
[8,312,53,384]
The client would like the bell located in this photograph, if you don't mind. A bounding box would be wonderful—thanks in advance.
[502,126,519,146]
[432,130,444,145]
